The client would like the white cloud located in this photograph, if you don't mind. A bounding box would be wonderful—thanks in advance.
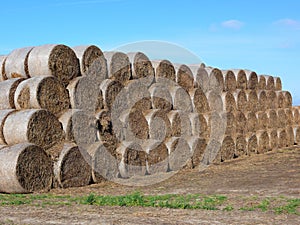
[221,20,244,30]
[274,18,300,30]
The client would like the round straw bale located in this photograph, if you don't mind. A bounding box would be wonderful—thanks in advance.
[207,67,224,92]
[221,92,236,112]
[189,88,210,114]
[285,108,293,126]
[103,51,131,85]
[0,109,15,145]
[246,133,258,156]
[268,129,278,150]
[222,70,237,92]
[54,142,91,188]
[202,139,222,165]
[15,76,70,115]
[277,109,287,128]
[3,109,64,149]
[220,136,235,162]
[235,111,247,135]
[4,47,33,78]
[142,140,169,174]
[258,75,266,90]
[87,141,119,183]
[0,78,25,109]
[148,83,173,112]
[232,69,247,90]
[72,45,107,83]
[117,141,147,178]
[244,70,258,90]
[245,90,259,112]
[286,126,295,147]
[257,90,267,111]
[256,111,268,130]
[152,60,176,83]
[274,77,282,91]
[0,55,7,80]
[28,44,80,87]
[277,129,288,148]
[266,90,277,109]
[235,134,247,157]
[292,107,300,125]
[144,109,171,141]
[233,90,248,112]
[119,108,149,143]
[256,130,270,154]
[266,109,278,129]
[189,113,210,139]
[174,64,194,92]
[186,137,207,168]
[209,111,226,142]
[282,91,292,108]
[0,143,53,193]
[189,65,209,93]
[206,91,223,112]
[222,112,236,136]
[168,85,192,112]
[125,80,151,112]
[100,79,124,110]
[59,109,97,145]
[263,75,275,90]
[167,110,192,137]
[246,111,258,133]
[165,137,191,171]
[127,52,154,87]
[276,91,285,108]
[293,126,300,145]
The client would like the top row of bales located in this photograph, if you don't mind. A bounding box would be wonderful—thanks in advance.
[0,44,283,96]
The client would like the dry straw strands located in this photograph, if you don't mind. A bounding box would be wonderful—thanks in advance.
[222,112,236,136]
[95,109,116,144]
[189,65,209,93]
[292,107,300,125]
[246,133,258,155]
[235,134,247,157]
[189,113,210,139]
[244,70,258,90]
[206,91,223,112]
[0,55,7,80]
[202,139,222,165]
[168,85,193,112]
[0,109,15,145]
[87,142,119,183]
[277,109,287,128]
[4,47,33,79]
[285,108,293,126]
[100,79,124,110]
[286,126,295,147]
[220,136,235,162]
[186,136,207,168]
[235,111,247,135]
[266,109,278,129]
[174,64,194,92]
[266,90,277,109]
[257,90,267,111]
[117,142,147,178]
[103,51,131,85]
[152,60,176,83]
[263,75,275,90]
[189,88,210,114]
[54,143,91,188]
[3,109,64,149]
[59,109,97,145]
[127,52,154,87]
[0,78,25,109]
[258,75,266,90]
[207,67,224,92]
[268,129,278,150]
[276,91,285,108]
[165,137,191,171]
[221,92,236,112]
[232,69,247,90]
[167,110,192,137]
[149,83,173,112]
[256,130,270,154]
[222,70,237,92]
[15,76,70,115]
[28,44,80,87]
[282,91,292,108]
[142,140,169,174]
[245,90,259,112]
[277,129,288,148]
[72,45,107,83]
[246,111,258,133]
[274,77,282,91]
[0,143,53,193]
[233,90,248,112]
[256,111,268,130]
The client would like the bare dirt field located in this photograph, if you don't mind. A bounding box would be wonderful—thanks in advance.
[0,147,299,224]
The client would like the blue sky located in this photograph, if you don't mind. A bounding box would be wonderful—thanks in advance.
[1,0,300,105]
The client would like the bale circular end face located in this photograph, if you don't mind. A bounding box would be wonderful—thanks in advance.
[186,137,207,168]
[246,133,258,156]
[0,78,25,109]
[206,91,223,112]
[266,109,278,129]
[246,111,258,133]
[268,129,278,150]
[222,70,237,92]
[73,45,108,81]
[222,112,236,136]
[104,51,131,85]
[258,76,267,90]
[245,70,258,90]
[264,75,275,91]
[175,64,194,92]
[277,129,288,148]
[189,88,210,114]
[292,107,300,125]
[0,143,53,193]
[127,52,154,87]
[277,109,287,128]
[256,111,268,130]
[235,111,247,135]
[190,66,209,93]
[189,113,210,139]
[3,109,64,150]
[286,126,295,147]
[221,92,236,112]
[283,91,292,108]
[0,109,15,145]
[5,47,33,79]
[152,60,176,83]
[276,91,285,108]
[220,136,235,162]
[0,56,7,80]
[266,90,277,109]
[245,90,259,112]
[15,76,70,115]
[274,77,282,91]
[167,110,192,138]
[55,143,91,188]
[207,67,225,92]
[169,86,193,112]
[100,79,124,111]
[235,134,247,157]
[234,90,248,112]
[256,130,270,154]
[258,90,267,111]
[149,83,173,112]
[232,69,247,90]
